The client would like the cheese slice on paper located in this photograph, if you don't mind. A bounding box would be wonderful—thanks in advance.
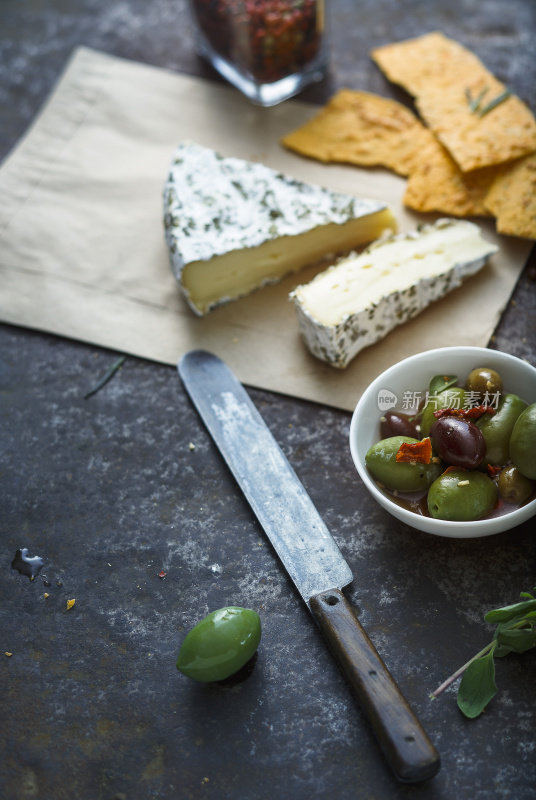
[290,218,498,368]
[163,142,396,314]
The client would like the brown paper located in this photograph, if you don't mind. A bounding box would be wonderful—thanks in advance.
[0,47,531,411]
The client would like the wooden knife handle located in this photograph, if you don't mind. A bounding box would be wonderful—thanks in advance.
[309,588,440,784]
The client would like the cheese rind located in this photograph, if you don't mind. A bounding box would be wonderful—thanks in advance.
[163,142,396,314]
[290,219,498,368]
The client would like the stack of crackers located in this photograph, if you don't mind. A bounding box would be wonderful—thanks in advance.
[282,32,536,239]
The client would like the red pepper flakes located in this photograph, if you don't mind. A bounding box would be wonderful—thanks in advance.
[190,0,323,84]
[443,465,468,474]
[395,437,432,464]
[158,570,167,579]
[433,405,496,421]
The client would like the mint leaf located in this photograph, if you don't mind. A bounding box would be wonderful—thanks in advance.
[433,589,536,719]
[457,650,497,718]
[485,599,536,624]
[429,374,458,395]
[496,627,536,655]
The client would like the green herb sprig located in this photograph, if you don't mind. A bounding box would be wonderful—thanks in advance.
[428,373,458,395]
[431,588,536,718]
[84,355,126,399]
[465,86,511,118]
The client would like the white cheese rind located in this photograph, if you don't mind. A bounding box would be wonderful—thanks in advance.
[163,141,395,314]
[290,219,499,368]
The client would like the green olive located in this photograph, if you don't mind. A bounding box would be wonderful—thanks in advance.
[365,436,442,492]
[176,607,261,683]
[477,393,528,466]
[497,465,535,505]
[419,387,465,436]
[466,367,503,400]
[509,402,536,479]
[427,469,498,521]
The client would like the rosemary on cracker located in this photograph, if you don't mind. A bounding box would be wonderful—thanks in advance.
[465,86,511,117]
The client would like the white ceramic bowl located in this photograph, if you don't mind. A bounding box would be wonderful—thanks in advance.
[349,346,536,538]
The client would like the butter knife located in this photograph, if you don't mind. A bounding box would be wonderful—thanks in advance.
[178,349,440,784]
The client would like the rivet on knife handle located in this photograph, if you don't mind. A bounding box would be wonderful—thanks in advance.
[178,350,440,785]
[309,588,440,784]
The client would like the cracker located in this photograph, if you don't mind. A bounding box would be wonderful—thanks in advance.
[372,32,536,172]
[371,32,486,95]
[281,87,498,218]
[416,83,536,172]
[281,89,429,176]
[484,153,536,239]
[404,133,496,217]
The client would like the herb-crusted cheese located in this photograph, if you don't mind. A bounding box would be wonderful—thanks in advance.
[290,219,499,368]
[163,142,396,314]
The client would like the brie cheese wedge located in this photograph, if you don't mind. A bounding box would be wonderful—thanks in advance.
[290,218,498,368]
[163,142,396,314]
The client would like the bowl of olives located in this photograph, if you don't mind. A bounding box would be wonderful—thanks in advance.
[349,347,536,538]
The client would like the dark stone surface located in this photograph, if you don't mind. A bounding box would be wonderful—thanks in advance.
[1,2,535,799]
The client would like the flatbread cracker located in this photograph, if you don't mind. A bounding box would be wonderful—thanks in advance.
[281,89,429,176]
[281,88,496,218]
[372,32,536,172]
[484,153,536,239]
[416,83,536,172]
[371,32,486,95]
[404,134,495,217]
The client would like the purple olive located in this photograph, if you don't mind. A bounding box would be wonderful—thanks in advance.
[380,411,419,439]
[429,416,486,469]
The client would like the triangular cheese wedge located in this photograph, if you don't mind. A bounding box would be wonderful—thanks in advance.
[163,142,396,314]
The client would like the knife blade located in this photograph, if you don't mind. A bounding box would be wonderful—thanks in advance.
[178,349,440,784]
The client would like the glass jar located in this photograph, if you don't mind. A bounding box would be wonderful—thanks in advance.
[188,0,328,106]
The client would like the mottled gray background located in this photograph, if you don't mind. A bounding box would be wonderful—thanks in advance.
[1,2,535,799]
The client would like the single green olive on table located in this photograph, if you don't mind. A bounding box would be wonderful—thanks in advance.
[365,367,536,522]
[176,606,262,683]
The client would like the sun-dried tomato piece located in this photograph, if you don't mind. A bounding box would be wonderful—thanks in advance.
[443,465,468,474]
[433,405,496,421]
[395,437,432,464]
[487,464,502,478]
[466,405,496,419]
